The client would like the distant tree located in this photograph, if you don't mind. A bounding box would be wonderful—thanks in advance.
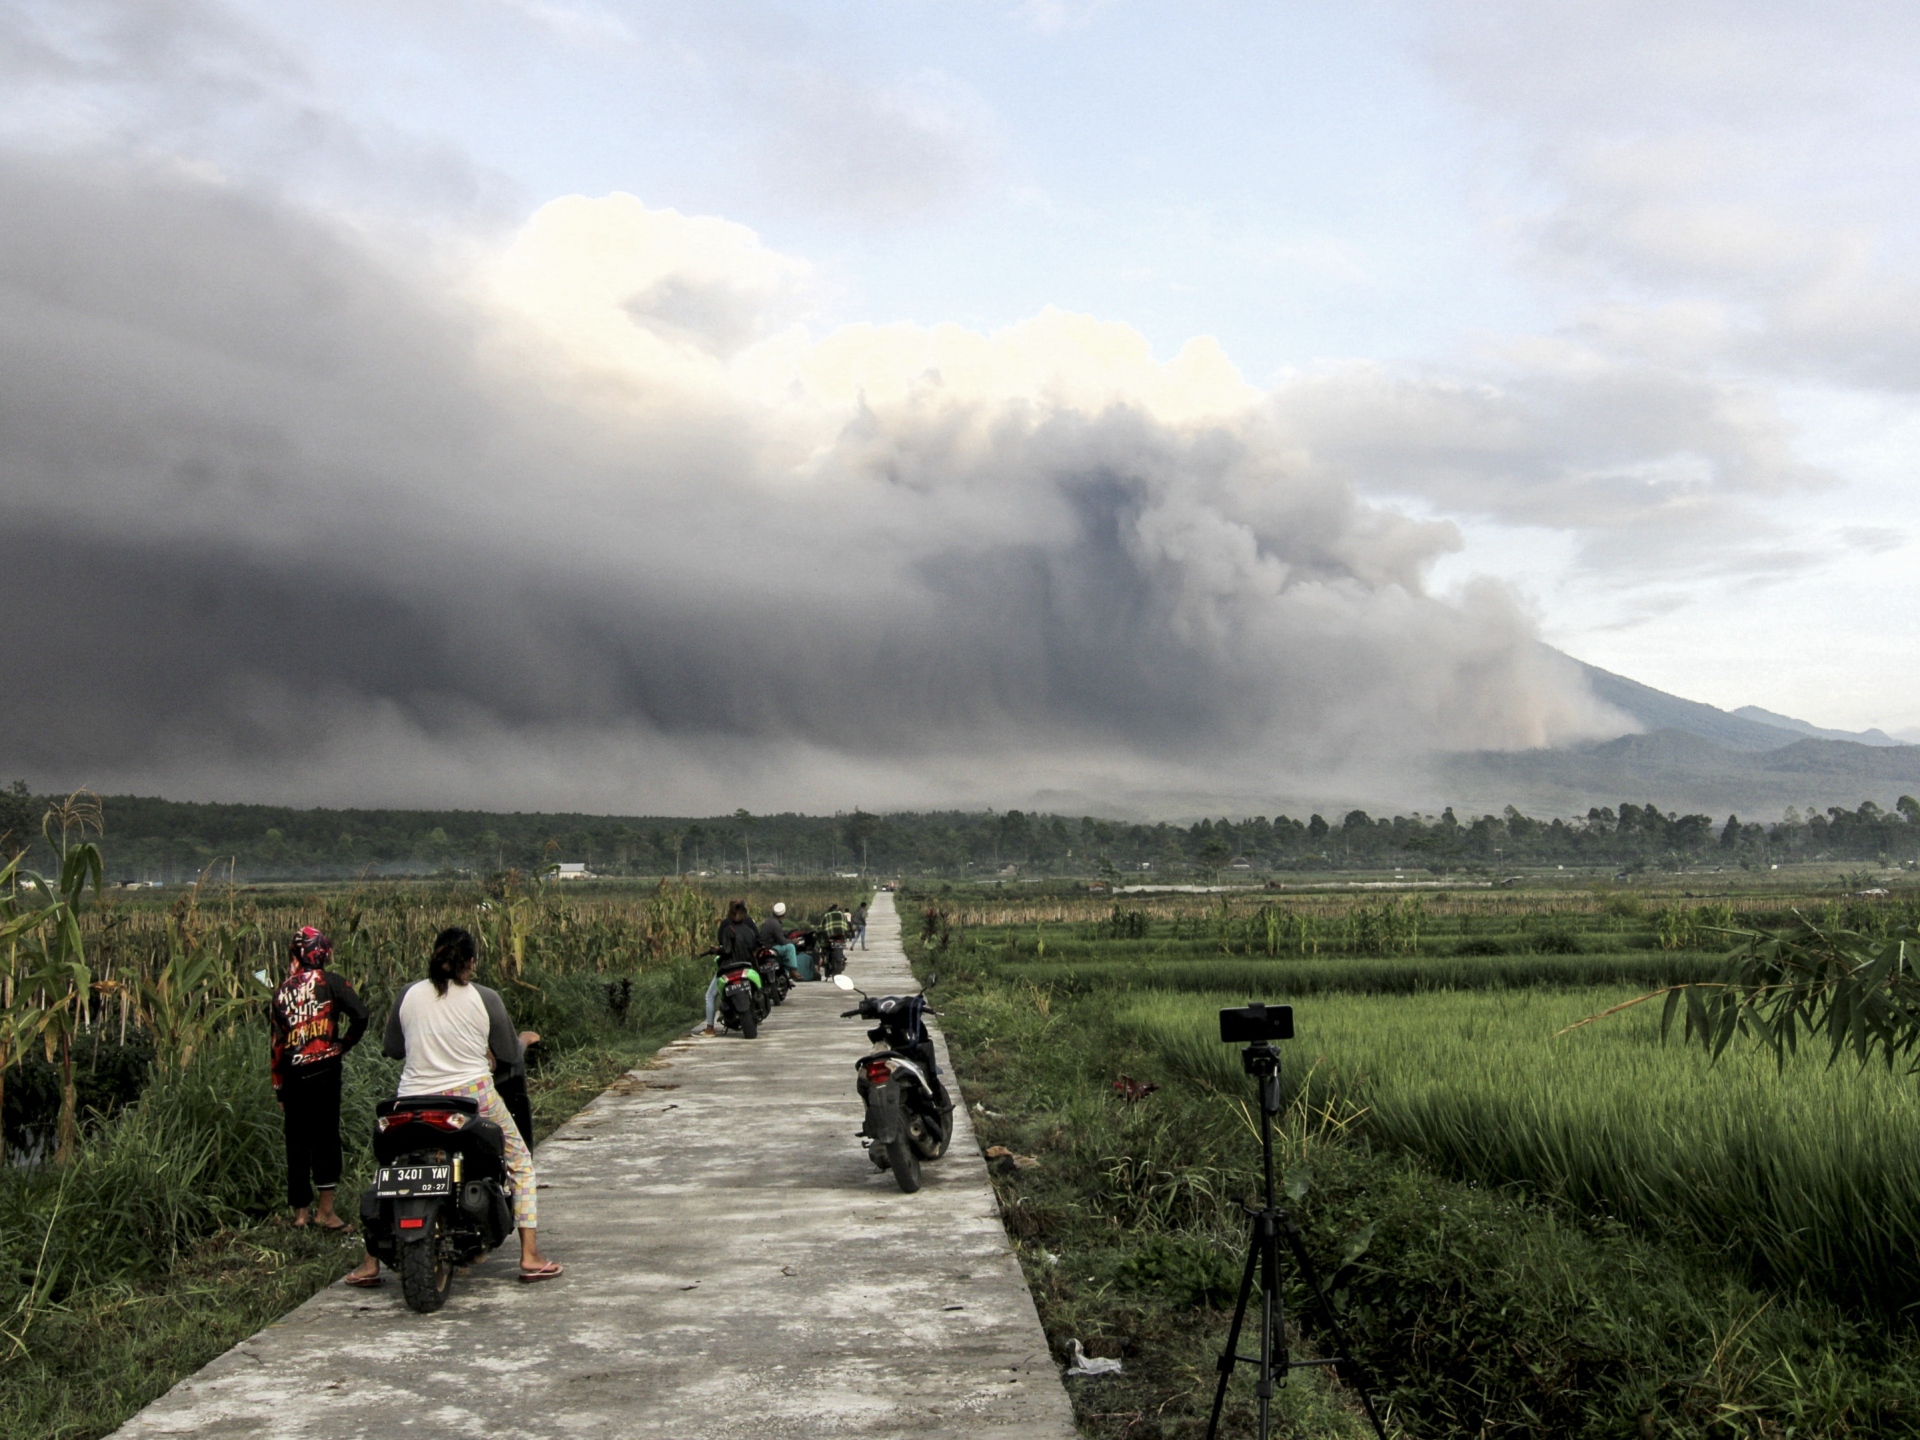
[844,810,881,874]
[1307,814,1330,842]
[1504,805,1541,841]
[733,809,756,876]
[1721,814,1741,848]
[1197,835,1232,879]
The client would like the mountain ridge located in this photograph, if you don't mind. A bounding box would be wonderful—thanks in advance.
[1437,663,1920,815]
[1575,662,1905,752]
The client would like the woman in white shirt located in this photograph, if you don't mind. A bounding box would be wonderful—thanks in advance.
[346,928,560,1285]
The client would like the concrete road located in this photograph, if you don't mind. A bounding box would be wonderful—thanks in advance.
[112,892,1078,1440]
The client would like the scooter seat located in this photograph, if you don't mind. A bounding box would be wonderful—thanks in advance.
[377,1094,482,1119]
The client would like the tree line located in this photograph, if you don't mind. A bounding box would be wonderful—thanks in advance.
[2,784,1917,881]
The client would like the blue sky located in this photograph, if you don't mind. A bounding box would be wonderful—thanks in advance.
[262,0,1527,369]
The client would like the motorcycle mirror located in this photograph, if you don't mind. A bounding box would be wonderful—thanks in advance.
[925,972,937,989]
[831,974,856,991]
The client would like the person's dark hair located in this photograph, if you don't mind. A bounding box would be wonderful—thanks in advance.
[428,927,478,995]
[726,899,748,922]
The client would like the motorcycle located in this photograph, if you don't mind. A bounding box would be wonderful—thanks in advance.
[755,944,795,1004]
[832,972,953,1193]
[704,947,769,1037]
[358,1094,515,1313]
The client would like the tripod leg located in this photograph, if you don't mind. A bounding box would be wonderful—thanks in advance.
[1277,1213,1390,1440]
[1258,1211,1285,1440]
[1205,1215,1262,1440]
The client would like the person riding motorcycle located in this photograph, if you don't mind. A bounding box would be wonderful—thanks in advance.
[705,900,760,1036]
[757,901,802,980]
[345,927,558,1286]
[819,902,853,973]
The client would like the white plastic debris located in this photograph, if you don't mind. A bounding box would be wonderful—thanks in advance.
[1065,1339,1123,1377]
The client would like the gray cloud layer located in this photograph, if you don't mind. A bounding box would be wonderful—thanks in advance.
[0,149,1629,813]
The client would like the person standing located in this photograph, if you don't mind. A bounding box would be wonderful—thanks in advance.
[852,900,868,950]
[271,927,370,1233]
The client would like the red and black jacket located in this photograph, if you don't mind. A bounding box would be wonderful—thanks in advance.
[270,967,370,1088]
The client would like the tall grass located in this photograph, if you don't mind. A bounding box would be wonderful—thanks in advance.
[1126,986,1920,1316]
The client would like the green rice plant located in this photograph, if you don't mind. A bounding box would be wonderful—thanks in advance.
[1121,986,1920,1317]
[997,950,1726,997]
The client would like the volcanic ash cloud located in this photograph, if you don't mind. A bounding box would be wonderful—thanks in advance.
[0,171,1628,812]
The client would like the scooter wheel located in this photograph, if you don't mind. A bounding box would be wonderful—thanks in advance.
[886,1138,922,1193]
[737,996,758,1039]
[399,1212,454,1313]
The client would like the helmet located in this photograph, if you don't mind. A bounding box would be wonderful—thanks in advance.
[772,902,787,917]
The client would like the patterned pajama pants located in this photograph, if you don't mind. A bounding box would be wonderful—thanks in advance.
[418,1076,538,1229]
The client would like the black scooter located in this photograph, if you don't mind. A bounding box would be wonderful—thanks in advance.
[832,972,953,1193]
[755,945,795,1004]
[359,1095,515,1313]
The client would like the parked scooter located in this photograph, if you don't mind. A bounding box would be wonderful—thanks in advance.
[833,972,953,1193]
[755,945,795,1004]
[703,947,769,1037]
[359,1094,515,1313]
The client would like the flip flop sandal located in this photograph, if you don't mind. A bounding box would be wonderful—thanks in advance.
[344,1273,384,1288]
[518,1262,564,1283]
[318,1220,353,1235]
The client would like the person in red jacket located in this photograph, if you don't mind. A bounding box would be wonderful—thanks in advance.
[271,927,370,1232]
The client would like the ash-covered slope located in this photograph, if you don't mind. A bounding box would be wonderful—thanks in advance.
[1437,663,1920,815]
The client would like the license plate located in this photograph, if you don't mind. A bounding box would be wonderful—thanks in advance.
[375,1164,451,1198]
[725,981,749,993]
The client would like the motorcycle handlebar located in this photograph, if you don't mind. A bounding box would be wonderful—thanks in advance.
[839,1009,861,1017]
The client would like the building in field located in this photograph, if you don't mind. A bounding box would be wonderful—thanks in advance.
[553,862,591,881]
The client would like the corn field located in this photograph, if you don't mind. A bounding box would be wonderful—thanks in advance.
[1,816,733,1168]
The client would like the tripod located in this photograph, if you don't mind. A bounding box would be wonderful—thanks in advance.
[1204,1040,1388,1440]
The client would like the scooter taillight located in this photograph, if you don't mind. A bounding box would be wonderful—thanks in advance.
[398,1217,426,1229]
[376,1110,469,1134]
[865,1060,893,1084]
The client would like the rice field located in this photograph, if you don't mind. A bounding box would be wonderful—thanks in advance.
[914,877,1920,1436]
[1124,986,1920,1315]
[995,950,1726,996]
